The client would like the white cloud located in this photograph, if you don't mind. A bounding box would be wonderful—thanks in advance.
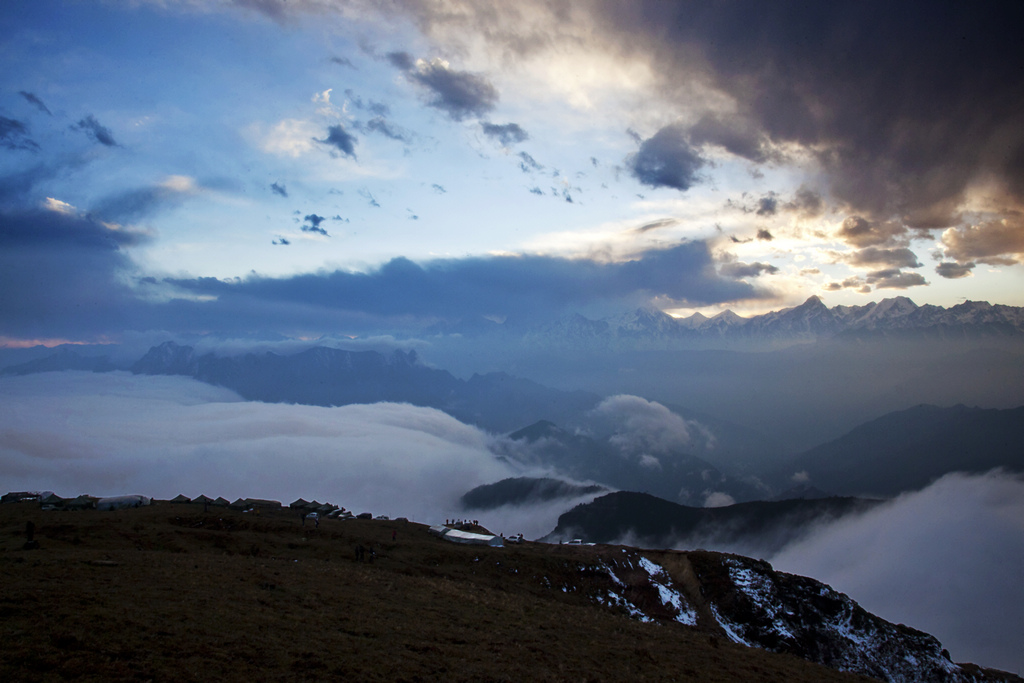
[43,197,77,214]
[0,372,514,525]
[252,118,321,158]
[770,471,1024,674]
[593,394,711,457]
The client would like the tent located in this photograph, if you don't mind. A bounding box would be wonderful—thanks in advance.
[97,495,151,511]
[66,495,98,510]
[193,495,214,505]
[170,494,191,504]
[430,525,503,547]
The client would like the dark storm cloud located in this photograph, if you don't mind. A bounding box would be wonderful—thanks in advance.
[935,261,975,279]
[0,209,150,339]
[18,91,52,115]
[316,124,358,158]
[719,260,779,279]
[72,114,118,147]
[391,53,499,121]
[847,247,922,270]
[865,269,927,289]
[270,182,288,198]
[586,1,1024,221]
[481,122,529,146]
[688,113,774,164]
[0,116,39,151]
[756,229,774,241]
[627,124,705,191]
[301,214,328,236]
[518,151,543,173]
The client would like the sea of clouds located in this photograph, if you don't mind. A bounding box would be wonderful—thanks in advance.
[1,370,1021,673]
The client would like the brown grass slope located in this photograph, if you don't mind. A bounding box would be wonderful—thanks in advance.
[0,502,912,682]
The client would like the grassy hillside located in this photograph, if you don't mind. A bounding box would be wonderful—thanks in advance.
[0,501,873,683]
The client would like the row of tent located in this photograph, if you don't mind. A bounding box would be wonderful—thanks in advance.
[1,491,152,511]
[5,490,360,518]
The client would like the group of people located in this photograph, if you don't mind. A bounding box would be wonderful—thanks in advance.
[445,518,479,527]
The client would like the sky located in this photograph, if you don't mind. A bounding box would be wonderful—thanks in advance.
[3,0,1024,346]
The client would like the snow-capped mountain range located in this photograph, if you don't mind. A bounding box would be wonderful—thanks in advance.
[523,296,1024,349]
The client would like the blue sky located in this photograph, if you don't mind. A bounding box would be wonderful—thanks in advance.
[3,0,1024,344]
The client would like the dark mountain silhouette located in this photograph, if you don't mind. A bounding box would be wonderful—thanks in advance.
[543,490,879,556]
[0,347,115,376]
[130,341,600,433]
[777,404,1024,496]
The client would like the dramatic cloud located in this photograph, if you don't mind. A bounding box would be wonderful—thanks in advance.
[627,124,705,192]
[785,187,825,218]
[935,261,975,279]
[0,372,515,528]
[756,229,774,241]
[391,53,499,121]
[19,91,52,115]
[582,2,1024,220]
[0,209,149,339]
[161,240,758,331]
[847,247,922,270]
[864,269,927,289]
[771,471,1024,674]
[719,261,779,279]
[0,116,39,151]
[72,114,118,147]
[941,218,1024,264]
[688,113,773,164]
[836,216,907,248]
[270,181,288,197]
[481,122,528,146]
[317,124,358,158]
